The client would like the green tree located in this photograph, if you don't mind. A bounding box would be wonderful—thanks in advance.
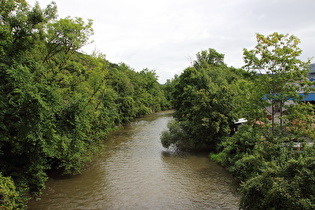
[0,1,170,208]
[161,77,177,109]
[193,48,225,69]
[43,16,93,66]
[162,49,242,149]
[240,147,315,210]
[0,0,97,201]
[0,0,58,198]
[243,32,313,131]
[211,33,315,209]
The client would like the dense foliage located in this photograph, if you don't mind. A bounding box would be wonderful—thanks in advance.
[211,122,315,209]
[161,49,246,149]
[243,32,312,130]
[161,33,314,209]
[0,172,26,209]
[210,33,315,209]
[0,0,168,208]
[1,1,314,208]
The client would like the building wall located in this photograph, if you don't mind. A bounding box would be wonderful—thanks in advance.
[308,63,315,81]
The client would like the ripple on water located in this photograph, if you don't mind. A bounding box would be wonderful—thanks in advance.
[28,111,240,210]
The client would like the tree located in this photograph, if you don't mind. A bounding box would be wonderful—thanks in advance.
[0,1,170,207]
[0,0,59,198]
[160,77,178,110]
[193,48,225,69]
[211,33,315,209]
[240,147,315,210]
[243,32,313,131]
[43,17,94,66]
[162,49,243,149]
[0,0,57,64]
[0,0,97,201]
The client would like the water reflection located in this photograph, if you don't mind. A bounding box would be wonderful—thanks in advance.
[28,111,239,210]
[160,149,239,209]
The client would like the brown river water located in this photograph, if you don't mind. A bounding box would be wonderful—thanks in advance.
[28,110,240,210]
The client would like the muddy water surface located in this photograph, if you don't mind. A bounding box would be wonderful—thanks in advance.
[28,111,240,209]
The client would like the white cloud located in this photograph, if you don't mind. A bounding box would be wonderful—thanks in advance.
[28,0,315,83]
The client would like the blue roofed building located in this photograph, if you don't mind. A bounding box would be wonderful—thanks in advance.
[299,93,315,102]
[300,63,315,103]
[308,63,315,81]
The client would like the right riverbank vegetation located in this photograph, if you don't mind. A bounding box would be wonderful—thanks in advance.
[1,1,314,210]
[161,33,315,209]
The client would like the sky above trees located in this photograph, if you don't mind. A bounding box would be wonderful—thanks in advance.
[27,0,315,83]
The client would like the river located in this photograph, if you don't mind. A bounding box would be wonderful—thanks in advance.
[28,110,240,209]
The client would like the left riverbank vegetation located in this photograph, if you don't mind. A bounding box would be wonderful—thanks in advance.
[0,1,170,209]
[161,33,315,209]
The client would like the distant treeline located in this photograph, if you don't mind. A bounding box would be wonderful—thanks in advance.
[0,1,170,208]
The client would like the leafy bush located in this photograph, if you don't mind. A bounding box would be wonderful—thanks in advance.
[211,125,263,167]
[240,151,315,210]
[0,173,26,210]
[212,122,315,209]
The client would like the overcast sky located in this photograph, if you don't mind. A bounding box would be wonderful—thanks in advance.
[28,0,315,83]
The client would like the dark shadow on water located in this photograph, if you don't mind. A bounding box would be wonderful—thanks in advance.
[45,168,83,181]
[134,110,174,122]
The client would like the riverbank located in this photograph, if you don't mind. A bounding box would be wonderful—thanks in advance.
[28,111,240,209]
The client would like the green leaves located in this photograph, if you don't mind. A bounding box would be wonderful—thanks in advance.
[240,151,315,210]
[162,49,243,149]
[214,121,315,209]
[0,172,26,210]
[207,33,315,209]
[243,32,313,131]
[0,1,169,207]
[46,17,94,52]
[193,48,226,69]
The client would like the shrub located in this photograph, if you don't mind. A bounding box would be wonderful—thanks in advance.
[240,154,315,210]
[0,173,26,210]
